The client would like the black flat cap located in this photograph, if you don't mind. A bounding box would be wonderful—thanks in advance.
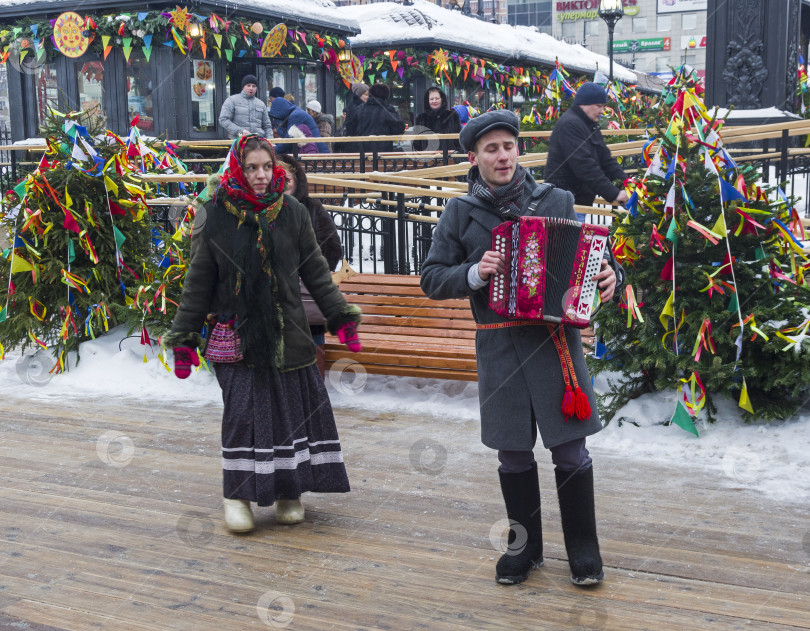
[459,110,520,152]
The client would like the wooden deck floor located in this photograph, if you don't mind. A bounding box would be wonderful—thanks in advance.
[0,393,808,630]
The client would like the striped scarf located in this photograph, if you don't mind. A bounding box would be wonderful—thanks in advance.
[468,165,528,218]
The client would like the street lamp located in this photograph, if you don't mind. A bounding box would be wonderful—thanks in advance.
[598,0,624,83]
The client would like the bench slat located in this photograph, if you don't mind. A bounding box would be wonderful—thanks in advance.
[325,350,477,371]
[342,325,476,340]
[325,361,478,382]
[324,340,475,360]
[359,314,476,330]
[346,294,470,309]
[356,305,476,319]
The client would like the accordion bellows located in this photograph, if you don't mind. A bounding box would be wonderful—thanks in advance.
[489,217,609,328]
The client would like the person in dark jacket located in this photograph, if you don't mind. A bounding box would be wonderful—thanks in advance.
[412,85,461,152]
[545,82,628,220]
[346,83,405,154]
[337,83,369,153]
[166,135,361,533]
[276,153,343,378]
[269,97,330,154]
[420,111,621,588]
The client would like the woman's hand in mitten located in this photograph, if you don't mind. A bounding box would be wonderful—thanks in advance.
[173,347,200,379]
[336,322,362,353]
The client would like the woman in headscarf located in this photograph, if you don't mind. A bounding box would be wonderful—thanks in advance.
[166,134,362,533]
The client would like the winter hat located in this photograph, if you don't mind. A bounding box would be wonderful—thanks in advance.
[369,83,390,100]
[351,82,370,97]
[453,104,470,125]
[306,99,322,114]
[459,110,519,153]
[241,74,258,89]
[269,86,286,98]
[574,82,608,106]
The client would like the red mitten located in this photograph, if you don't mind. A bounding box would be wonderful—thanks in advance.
[173,347,200,379]
[336,321,362,353]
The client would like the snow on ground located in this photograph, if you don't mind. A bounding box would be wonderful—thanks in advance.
[2,326,808,503]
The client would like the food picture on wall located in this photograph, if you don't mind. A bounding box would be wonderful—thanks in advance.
[195,61,213,80]
[192,82,207,99]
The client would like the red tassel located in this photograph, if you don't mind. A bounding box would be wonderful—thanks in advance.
[574,387,591,420]
[561,385,575,418]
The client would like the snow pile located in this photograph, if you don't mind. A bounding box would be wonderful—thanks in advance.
[1,327,807,503]
[338,0,636,82]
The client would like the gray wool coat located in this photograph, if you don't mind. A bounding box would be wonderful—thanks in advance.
[421,177,610,451]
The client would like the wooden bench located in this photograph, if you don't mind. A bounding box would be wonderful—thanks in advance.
[324,270,478,381]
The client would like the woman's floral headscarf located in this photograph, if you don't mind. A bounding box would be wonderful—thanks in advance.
[218,134,287,214]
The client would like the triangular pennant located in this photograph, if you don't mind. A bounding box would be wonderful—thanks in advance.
[738,378,754,414]
[143,46,152,62]
[113,226,127,249]
[67,239,75,264]
[670,401,699,436]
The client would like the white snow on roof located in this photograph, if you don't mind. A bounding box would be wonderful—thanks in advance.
[0,0,361,33]
[338,0,635,82]
[709,106,802,120]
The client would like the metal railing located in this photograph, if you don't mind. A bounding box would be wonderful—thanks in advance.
[2,124,809,275]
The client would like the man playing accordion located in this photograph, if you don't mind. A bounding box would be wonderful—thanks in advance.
[421,110,623,587]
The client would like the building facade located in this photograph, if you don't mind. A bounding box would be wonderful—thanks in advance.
[552,0,707,80]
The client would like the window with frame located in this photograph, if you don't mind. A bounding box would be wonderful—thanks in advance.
[34,64,59,131]
[633,17,647,33]
[682,13,697,30]
[125,53,154,132]
[190,59,216,132]
[76,61,106,127]
[561,21,577,38]
[656,57,672,73]
[657,15,671,32]
[585,20,599,36]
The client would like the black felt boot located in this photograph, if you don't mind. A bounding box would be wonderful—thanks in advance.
[555,466,604,585]
[495,463,544,585]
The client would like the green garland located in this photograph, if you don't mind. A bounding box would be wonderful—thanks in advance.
[0,8,346,67]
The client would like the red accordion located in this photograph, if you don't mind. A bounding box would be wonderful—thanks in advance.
[489,217,610,329]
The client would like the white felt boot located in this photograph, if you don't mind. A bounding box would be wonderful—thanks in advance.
[223,498,254,533]
[275,498,305,524]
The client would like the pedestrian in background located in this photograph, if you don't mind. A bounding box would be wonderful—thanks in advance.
[306,100,335,151]
[276,153,342,378]
[346,83,405,154]
[545,82,629,221]
[219,75,272,139]
[338,83,370,153]
[269,97,330,154]
[412,85,461,152]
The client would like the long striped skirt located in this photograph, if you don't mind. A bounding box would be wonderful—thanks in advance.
[214,362,350,506]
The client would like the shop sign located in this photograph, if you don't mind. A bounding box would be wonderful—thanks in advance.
[556,0,639,21]
[612,37,671,53]
[657,0,707,14]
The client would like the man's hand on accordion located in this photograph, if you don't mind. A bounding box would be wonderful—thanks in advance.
[477,250,506,281]
[592,259,617,302]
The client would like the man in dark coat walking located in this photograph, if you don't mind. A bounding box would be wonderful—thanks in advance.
[545,82,628,220]
[412,85,461,152]
[421,110,621,587]
[346,83,405,154]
